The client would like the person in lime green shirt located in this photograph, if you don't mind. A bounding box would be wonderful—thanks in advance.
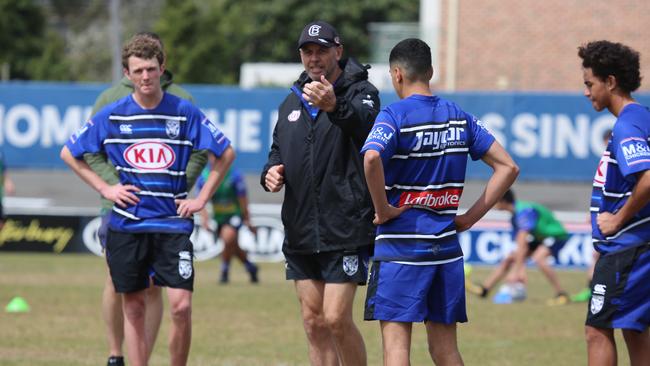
[467,189,570,305]
[199,166,258,284]
[84,32,207,366]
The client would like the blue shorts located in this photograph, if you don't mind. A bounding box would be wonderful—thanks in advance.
[364,259,468,324]
[586,243,650,332]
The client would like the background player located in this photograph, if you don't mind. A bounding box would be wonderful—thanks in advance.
[198,166,258,284]
[466,189,571,305]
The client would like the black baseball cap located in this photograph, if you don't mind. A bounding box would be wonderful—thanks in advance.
[298,20,342,49]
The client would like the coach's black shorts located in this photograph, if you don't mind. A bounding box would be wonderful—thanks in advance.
[106,229,195,293]
[585,244,650,332]
[285,246,370,285]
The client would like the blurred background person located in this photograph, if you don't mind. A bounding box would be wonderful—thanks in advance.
[466,189,571,305]
[198,165,259,284]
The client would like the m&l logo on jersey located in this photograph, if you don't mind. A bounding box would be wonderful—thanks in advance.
[124,141,176,170]
[398,188,462,210]
[620,137,650,166]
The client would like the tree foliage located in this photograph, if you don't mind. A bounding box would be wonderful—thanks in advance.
[156,0,419,84]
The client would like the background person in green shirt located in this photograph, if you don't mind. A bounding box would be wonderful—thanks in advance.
[467,189,571,305]
[85,32,207,366]
[198,166,258,284]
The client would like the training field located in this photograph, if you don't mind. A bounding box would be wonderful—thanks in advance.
[0,253,628,365]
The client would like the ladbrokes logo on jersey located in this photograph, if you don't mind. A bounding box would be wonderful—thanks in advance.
[398,188,462,210]
[124,141,176,170]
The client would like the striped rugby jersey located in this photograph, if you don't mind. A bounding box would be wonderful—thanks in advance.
[591,103,650,254]
[66,93,231,234]
[361,94,494,262]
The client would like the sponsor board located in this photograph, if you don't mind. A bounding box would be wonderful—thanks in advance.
[2,82,649,180]
[0,207,594,268]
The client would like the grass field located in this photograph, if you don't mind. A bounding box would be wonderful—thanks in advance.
[0,253,630,365]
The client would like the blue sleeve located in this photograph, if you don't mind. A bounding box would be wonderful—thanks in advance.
[515,208,538,232]
[231,169,247,197]
[186,105,231,157]
[360,109,398,161]
[466,112,495,161]
[65,113,107,158]
[613,120,650,179]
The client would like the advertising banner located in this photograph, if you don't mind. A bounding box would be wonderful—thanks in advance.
[0,208,593,269]
[1,82,648,181]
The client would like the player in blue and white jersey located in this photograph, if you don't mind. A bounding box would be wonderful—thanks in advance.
[362,38,518,365]
[61,35,234,366]
[579,40,650,366]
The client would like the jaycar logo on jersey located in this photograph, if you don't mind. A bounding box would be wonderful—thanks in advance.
[620,137,650,165]
[123,141,175,170]
[399,188,462,210]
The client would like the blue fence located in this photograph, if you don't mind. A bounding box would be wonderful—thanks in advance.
[1,82,648,181]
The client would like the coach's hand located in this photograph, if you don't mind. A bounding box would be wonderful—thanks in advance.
[101,184,140,208]
[265,164,285,192]
[175,198,206,218]
[302,75,336,112]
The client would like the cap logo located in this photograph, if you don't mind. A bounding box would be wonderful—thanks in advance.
[308,25,321,36]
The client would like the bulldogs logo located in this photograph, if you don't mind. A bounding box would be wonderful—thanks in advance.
[166,120,180,139]
[178,251,193,279]
[342,255,358,276]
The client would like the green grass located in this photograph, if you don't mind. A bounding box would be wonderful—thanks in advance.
[0,253,630,365]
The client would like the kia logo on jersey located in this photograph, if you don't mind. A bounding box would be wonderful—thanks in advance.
[123,141,175,170]
[398,188,462,210]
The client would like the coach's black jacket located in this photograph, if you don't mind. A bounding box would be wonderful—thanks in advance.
[261,58,380,254]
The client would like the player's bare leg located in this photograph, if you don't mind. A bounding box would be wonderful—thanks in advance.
[531,246,565,295]
[295,280,338,366]
[323,283,367,365]
[585,325,617,366]
[426,322,464,366]
[122,290,147,366]
[102,274,124,359]
[380,321,412,365]
[144,284,163,358]
[482,254,515,290]
[167,288,192,366]
[219,226,237,283]
[622,328,650,366]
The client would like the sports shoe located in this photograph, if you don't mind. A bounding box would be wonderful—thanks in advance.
[248,264,259,283]
[465,280,488,298]
[219,271,229,284]
[107,356,124,366]
[570,287,592,303]
[546,292,570,306]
